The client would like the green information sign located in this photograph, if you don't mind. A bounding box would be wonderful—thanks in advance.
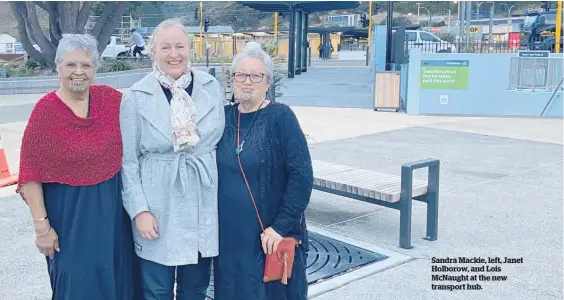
[420,60,469,90]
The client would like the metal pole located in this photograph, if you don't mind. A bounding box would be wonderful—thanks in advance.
[367,2,373,66]
[368,1,373,51]
[488,3,494,43]
[296,11,302,75]
[556,0,562,53]
[199,2,204,58]
[417,3,421,25]
[466,1,472,46]
[274,12,279,56]
[288,2,295,78]
[365,45,369,66]
[385,1,393,71]
[274,12,278,35]
[269,80,276,103]
[459,1,465,42]
[302,13,308,72]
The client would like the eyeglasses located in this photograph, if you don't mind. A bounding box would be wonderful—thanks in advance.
[233,72,265,83]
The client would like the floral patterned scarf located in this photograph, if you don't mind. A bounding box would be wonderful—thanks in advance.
[152,62,199,151]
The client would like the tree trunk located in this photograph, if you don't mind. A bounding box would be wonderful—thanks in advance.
[9,2,46,66]
[76,2,94,34]
[24,2,57,68]
[95,2,129,54]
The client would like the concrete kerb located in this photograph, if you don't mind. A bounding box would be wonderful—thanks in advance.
[306,225,413,299]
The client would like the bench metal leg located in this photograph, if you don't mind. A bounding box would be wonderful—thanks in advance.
[399,166,413,249]
[399,191,413,249]
[401,158,441,248]
[424,162,440,241]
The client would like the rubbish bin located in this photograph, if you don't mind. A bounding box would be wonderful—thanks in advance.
[374,71,400,111]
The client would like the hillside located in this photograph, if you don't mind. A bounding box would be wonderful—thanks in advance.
[0,2,49,40]
[0,1,544,41]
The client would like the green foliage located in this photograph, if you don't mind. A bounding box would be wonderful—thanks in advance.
[6,66,36,77]
[191,56,233,64]
[25,60,42,69]
[99,60,134,73]
[91,1,163,19]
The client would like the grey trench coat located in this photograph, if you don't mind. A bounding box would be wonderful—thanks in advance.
[120,69,225,266]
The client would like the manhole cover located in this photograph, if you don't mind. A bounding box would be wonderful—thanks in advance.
[206,231,388,299]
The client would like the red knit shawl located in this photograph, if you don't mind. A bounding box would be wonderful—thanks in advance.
[17,85,123,189]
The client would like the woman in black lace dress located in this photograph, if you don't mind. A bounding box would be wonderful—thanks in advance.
[214,44,313,300]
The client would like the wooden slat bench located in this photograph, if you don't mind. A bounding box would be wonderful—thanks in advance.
[312,159,440,249]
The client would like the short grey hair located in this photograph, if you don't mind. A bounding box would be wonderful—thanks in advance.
[55,34,100,71]
[150,18,189,56]
[231,45,274,84]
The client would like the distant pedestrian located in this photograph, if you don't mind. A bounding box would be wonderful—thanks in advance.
[127,28,146,58]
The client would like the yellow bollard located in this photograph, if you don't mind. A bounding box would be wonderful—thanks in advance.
[555,0,562,53]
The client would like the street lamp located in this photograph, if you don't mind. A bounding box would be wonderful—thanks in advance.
[507,5,515,31]
[477,2,484,19]
[416,3,422,25]
[416,3,431,27]
[484,2,495,42]
[420,6,431,27]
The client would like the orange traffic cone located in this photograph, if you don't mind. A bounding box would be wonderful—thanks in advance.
[0,134,18,188]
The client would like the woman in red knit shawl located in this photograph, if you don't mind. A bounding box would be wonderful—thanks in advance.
[17,34,137,299]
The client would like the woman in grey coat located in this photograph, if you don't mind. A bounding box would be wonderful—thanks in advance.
[120,18,225,300]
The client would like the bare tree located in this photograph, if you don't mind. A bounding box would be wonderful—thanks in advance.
[9,1,129,68]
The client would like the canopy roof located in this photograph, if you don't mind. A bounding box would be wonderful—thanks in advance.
[237,1,361,13]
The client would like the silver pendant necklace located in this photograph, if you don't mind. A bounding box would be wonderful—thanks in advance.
[236,101,265,155]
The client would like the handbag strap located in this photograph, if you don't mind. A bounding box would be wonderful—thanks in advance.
[237,154,266,233]
[236,108,303,236]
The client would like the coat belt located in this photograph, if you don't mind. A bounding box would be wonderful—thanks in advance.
[142,147,215,197]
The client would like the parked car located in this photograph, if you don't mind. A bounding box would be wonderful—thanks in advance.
[398,30,457,53]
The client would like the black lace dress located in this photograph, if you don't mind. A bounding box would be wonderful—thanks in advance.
[214,102,313,300]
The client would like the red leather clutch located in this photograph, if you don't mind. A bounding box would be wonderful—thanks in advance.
[263,237,298,284]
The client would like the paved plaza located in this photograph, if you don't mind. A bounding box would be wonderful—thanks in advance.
[0,65,562,300]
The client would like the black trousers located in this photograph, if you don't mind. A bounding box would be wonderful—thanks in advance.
[138,253,212,300]
[133,46,145,57]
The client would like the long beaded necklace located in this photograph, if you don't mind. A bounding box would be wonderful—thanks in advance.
[236,100,266,155]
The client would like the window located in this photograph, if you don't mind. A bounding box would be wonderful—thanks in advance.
[405,32,417,42]
[509,57,563,92]
[420,32,440,42]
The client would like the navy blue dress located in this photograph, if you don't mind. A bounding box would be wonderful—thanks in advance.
[214,103,312,300]
[43,172,138,300]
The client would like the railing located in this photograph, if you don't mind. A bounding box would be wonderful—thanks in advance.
[509,56,563,92]
[404,36,562,54]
